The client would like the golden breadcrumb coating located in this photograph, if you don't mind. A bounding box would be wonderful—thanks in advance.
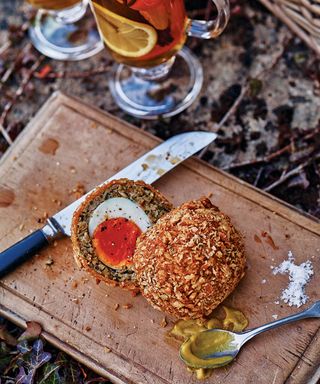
[133,197,246,319]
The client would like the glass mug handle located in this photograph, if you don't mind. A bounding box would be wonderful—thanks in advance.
[188,0,230,39]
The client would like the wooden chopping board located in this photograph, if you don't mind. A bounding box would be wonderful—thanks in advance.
[0,92,319,384]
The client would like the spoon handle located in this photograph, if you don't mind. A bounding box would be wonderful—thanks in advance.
[242,300,320,342]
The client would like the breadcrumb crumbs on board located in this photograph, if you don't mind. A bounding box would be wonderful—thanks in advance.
[272,251,314,307]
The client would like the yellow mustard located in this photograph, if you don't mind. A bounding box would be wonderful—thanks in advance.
[180,331,234,368]
[223,306,248,332]
[171,319,207,339]
[170,306,248,381]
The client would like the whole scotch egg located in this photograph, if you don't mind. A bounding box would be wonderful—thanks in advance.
[133,197,246,319]
[71,179,173,291]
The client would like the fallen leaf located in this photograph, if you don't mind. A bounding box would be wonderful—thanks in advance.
[287,172,310,189]
[18,321,42,342]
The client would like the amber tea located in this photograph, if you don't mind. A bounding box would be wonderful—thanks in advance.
[27,0,80,10]
[91,0,188,68]
[89,0,229,117]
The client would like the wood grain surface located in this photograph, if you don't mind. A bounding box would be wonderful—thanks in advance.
[0,92,319,384]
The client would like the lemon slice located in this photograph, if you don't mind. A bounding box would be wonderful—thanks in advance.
[92,2,157,58]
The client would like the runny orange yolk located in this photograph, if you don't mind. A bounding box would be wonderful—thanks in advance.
[92,217,142,268]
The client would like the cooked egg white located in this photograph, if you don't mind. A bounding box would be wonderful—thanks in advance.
[88,197,152,237]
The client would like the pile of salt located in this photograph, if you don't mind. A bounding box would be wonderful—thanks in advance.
[272,251,314,307]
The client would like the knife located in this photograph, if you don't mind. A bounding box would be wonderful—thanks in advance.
[0,131,216,278]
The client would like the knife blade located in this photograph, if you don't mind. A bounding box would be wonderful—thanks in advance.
[0,131,216,277]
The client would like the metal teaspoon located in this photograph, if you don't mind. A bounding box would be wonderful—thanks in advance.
[180,300,320,369]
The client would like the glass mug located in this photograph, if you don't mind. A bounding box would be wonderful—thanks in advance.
[27,0,104,60]
[89,0,229,118]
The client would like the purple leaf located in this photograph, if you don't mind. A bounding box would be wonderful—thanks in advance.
[16,339,52,384]
[31,351,51,368]
[16,366,27,383]
[33,339,43,356]
[16,366,35,384]
[24,371,35,384]
[31,340,51,368]
[17,340,32,354]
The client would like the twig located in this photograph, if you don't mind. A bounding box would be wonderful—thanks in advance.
[222,157,265,170]
[223,125,320,170]
[259,0,320,57]
[0,41,11,57]
[0,54,45,131]
[217,86,249,130]
[34,65,111,80]
[263,154,320,192]
[0,123,13,145]
[198,85,248,158]
[253,166,264,187]
[267,127,319,160]
[0,43,33,87]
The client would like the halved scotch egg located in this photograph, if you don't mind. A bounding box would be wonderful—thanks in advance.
[89,197,152,269]
[71,179,172,291]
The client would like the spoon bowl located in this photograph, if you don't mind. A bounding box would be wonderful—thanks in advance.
[179,328,244,369]
[180,300,320,369]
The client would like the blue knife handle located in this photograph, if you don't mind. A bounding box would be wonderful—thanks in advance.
[0,229,49,278]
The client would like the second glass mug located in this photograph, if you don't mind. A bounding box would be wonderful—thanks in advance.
[27,0,104,60]
[89,0,230,119]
